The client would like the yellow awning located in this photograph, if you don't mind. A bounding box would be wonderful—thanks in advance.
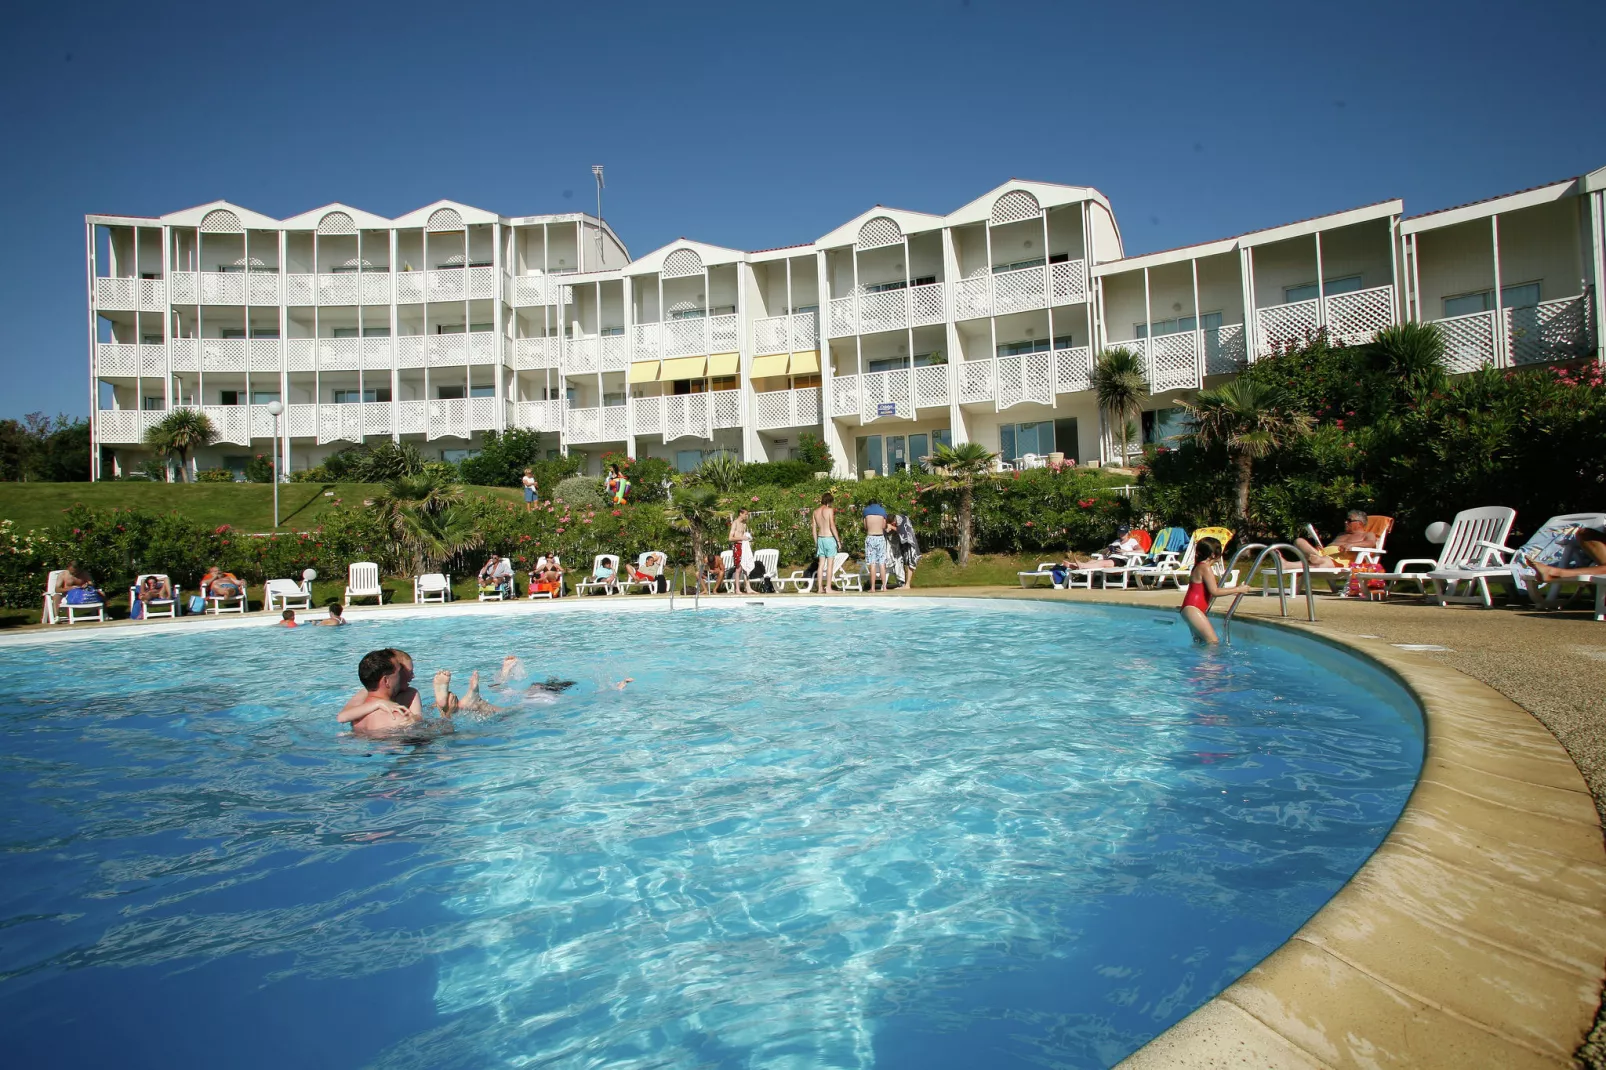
[659,355,707,381]
[627,360,661,384]
[749,353,789,378]
[788,350,820,375]
[708,352,739,377]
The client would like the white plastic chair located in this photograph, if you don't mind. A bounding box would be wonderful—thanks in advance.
[129,573,180,620]
[477,569,512,601]
[619,551,667,594]
[829,552,863,592]
[202,575,247,615]
[751,548,780,592]
[344,562,385,606]
[43,570,105,625]
[414,573,451,604]
[1372,506,1517,603]
[576,554,621,596]
[265,578,312,611]
[1017,562,1060,589]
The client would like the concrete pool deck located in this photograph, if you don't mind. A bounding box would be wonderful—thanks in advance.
[8,585,1605,1065]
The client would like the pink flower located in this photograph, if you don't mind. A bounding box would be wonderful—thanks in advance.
[611,509,621,517]
[751,495,759,502]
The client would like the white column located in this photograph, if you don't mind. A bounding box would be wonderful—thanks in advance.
[1591,191,1606,365]
[1410,232,1423,327]
[1190,257,1203,381]
[737,262,759,461]
[493,222,506,433]
[1243,246,1259,360]
[1388,216,1403,324]
[389,227,400,443]
[1491,215,1506,365]
[86,221,100,479]
[281,229,291,474]
[817,249,848,474]
[941,227,965,447]
[622,274,636,458]
[1314,231,1326,329]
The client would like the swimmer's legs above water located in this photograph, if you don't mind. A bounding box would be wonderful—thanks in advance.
[494,655,523,686]
[434,669,504,716]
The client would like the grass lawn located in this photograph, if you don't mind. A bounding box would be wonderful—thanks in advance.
[0,481,524,533]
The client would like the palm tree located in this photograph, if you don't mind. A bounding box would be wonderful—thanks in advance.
[1366,322,1447,400]
[1091,347,1149,467]
[144,409,217,482]
[1179,379,1313,523]
[669,483,723,574]
[930,440,997,568]
[692,452,743,493]
[370,470,478,573]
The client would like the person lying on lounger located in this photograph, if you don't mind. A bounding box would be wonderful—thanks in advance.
[1525,527,1606,581]
[1293,510,1379,568]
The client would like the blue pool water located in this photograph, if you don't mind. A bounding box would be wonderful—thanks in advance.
[0,599,1422,1069]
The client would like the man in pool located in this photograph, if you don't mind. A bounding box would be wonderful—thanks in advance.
[339,648,430,736]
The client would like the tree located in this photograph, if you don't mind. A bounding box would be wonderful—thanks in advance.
[669,483,723,571]
[795,432,833,471]
[930,440,997,568]
[1179,379,1313,524]
[692,452,743,493]
[1365,321,1448,403]
[1092,347,1149,467]
[370,469,480,574]
[144,409,218,482]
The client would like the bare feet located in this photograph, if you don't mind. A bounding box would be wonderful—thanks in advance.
[433,670,457,715]
[1525,554,1558,582]
[496,655,521,685]
[615,677,634,690]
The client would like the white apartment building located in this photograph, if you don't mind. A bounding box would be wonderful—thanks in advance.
[86,166,1605,480]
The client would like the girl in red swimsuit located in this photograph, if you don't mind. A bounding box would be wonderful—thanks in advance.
[1180,537,1225,644]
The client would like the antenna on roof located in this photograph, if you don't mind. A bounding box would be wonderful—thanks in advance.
[591,165,606,266]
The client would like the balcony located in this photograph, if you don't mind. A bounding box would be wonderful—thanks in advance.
[825,283,945,339]
[1256,285,1395,355]
[423,397,498,441]
[951,347,1098,408]
[951,260,1089,322]
[565,405,629,444]
[829,367,947,423]
[94,409,165,444]
[511,337,560,370]
[425,333,497,366]
[753,311,820,355]
[507,274,561,307]
[658,314,739,359]
[361,337,392,369]
[424,265,497,303]
[752,387,822,431]
[563,335,629,373]
[95,343,168,377]
[166,271,281,306]
[1507,294,1594,366]
[95,276,166,312]
[512,399,564,432]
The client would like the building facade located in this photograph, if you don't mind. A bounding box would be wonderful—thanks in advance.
[86,167,1606,480]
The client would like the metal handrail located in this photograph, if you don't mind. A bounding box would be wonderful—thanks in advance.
[1222,542,1315,643]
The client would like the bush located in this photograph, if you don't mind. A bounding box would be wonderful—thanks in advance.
[552,475,605,510]
[604,454,675,503]
[795,432,832,471]
[196,468,236,483]
[244,454,275,484]
[740,460,817,488]
[459,429,548,487]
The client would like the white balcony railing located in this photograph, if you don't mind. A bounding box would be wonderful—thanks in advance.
[94,409,141,444]
[822,284,947,338]
[564,405,629,444]
[512,337,560,369]
[913,363,950,409]
[361,272,392,305]
[631,395,663,436]
[1506,294,1593,367]
[467,266,496,301]
[95,343,142,377]
[753,311,821,355]
[600,335,630,372]
[285,339,315,371]
[317,337,359,371]
[1203,325,1246,375]
[395,401,426,436]
[1050,260,1088,305]
[1435,309,1498,373]
[513,399,564,432]
[1255,299,1320,356]
[396,336,425,368]
[957,359,994,404]
[711,388,742,429]
[951,260,1089,322]
[752,387,822,431]
[286,403,318,438]
[317,273,360,306]
[1148,332,1202,393]
[427,268,465,302]
[858,369,913,423]
[995,353,1054,410]
[632,322,661,361]
[361,337,392,369]
[394,272,425,304]
[830,373,860,417]
[567,336,599,373]
[428,334,467,366]
[1325,285,1395,347]
[1054,345,1094,393]
[663,393,711,442]
[199,405,249,445]
[509,274,556,307]
[469,333,497,365]
[201,338,247,372]
[95,276,166,311]
[649,314,740,360]
[318,404,366,445]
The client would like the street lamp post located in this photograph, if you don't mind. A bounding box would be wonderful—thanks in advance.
[266,400,284,529]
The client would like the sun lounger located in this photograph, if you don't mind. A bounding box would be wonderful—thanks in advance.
[344,562,385,606]
[575,554,622,596]
[43,570,105,625]
[129,573,180,620]
[413,573,451,604]
[1370,506,1516,603]
[1422,512,1606,610]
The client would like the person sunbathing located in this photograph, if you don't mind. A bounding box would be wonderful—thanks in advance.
[139,575,172,602]
[1525,527,1606,581]
[1294,510,1379,568]
[202,566,244,600]
[339,648,427,736]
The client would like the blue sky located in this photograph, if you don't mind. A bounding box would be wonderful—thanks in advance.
[3,0,1602,418]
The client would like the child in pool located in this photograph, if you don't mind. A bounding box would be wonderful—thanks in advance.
[1180,537,1226,644]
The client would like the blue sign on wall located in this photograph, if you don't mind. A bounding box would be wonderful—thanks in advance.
[876,403,897,416]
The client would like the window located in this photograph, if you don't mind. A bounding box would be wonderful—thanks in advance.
[998,334,1074,357]
[1053,417,1079,460]
[602,391,626,407]
[1048,252,1070,264]
[932,428,953,453]
[469,385,495,399]
[909,433,929,468]
[675,450,704,473]
[362,326,389,338]
[1142,408,1186,446]
[1443,282,1542,318]
[792,373,822,389]
[251,327,280,339]
[1285,275,1362,303]
[436,324,465,334]
[672,378,708,395]
[600,326,624,337]
[670,308,706,320]
[222,456,251,477]
[862,275,937,294]
[251,391,280,405]
[1135,313,1221,339]
[141,334,164,345]
[789,304,819,314]
[436,385,466,400]
[856,435,883,476]
[885,435,909,473]
[993,257,1046,273]
[566,386,578,405]
[142,396,164,410]
[333,388,393,404]
[999,421,1054,462]
[470,322,493,333]
[868,357,908,373]
[218,390,243,406]
[710,375,738,391]
[441,449,480,464]
[220,329,246,340]
[332,327,360,339]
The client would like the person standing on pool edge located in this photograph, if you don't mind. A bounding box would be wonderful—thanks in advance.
[862,501,890,592]
[1180,537,1227,644]
[811,492,840,595]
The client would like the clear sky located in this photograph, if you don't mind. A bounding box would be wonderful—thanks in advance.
[3,0,1602,418]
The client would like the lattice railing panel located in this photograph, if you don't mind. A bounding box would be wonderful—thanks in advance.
[709,314,738,353]
[791,311,819,350]
[1257,299,1320,356]
[395,337,425,368]
[363,402,393,437]
[856,216,903,251]
[317,405,361,445]
[1435,311,1497,372]
[567,337,598,373]
[663,393,711,443]
[995,356,1024,411]
[468,333,496,365]
[286,403,318,438]
[283,339,314,371]
[511,275,552,306]
[427,399,469,441]
[283,274,314,305]
[248,405,277,439]
[511,337,557,369]
[830,374,859,417]
[1050,259,1087,305]
[97,276,166,310]
[170,272,198,304]
[565,407,601,443]
[909,282,945,326]
[1055,346,1092,393]
[601,405,628,441]
[427,269,465,302]
[1324,286,1395,347]
[827,296,856,338]
[361,338,392,369]
[96,410,140,443]
[466,266,495,300]
[394,402,426,436]
[859,368,912,423]
[663,319,705,359]
[1204,324,1246,375]
[958,359,994,403]
[317,273,358,306]
[914,364,950,408]
[202,405,249,445]
[169,339,198,371]
[711,389,742,428]
[992,265,1047,315]
[990,190,1042,226]
[140,344,167,375]
[753,390,791,429]
[360,273,391,305]
[468,398,498,431]
[858,289,907,334]
[631,396,663,436]
[632,323,661,361]
[1507,296,1591,366]
[202,339,246,372]
[429,335,468,367]
[793,386,821,428]
[515,400,563,432]
[953,276,991,320]
[753,315,789,354]
[1150,332,1201,392]
[394,273,425,304]
[316,338,358,371]
[249,339,282,372]
[1023,352,1054,406]
[96,343,139,377]
[198,272,245,305]
[600,335,629,372]
[246,272,280,304]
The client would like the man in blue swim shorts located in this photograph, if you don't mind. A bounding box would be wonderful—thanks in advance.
[863,501,890,592]
[811,491,840,594]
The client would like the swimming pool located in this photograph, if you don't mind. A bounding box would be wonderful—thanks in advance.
[0,598,1422,1069]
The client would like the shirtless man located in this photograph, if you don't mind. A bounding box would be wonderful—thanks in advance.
[338,648,429,737]
[863,501,890,592]
[811,492,840,595]
[728,507,756,595]
[1294,510,1379,568]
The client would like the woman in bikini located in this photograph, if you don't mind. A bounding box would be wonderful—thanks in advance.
[1180,536,1226,644]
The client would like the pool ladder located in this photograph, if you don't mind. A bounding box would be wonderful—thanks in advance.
[1219,542,1316,643]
